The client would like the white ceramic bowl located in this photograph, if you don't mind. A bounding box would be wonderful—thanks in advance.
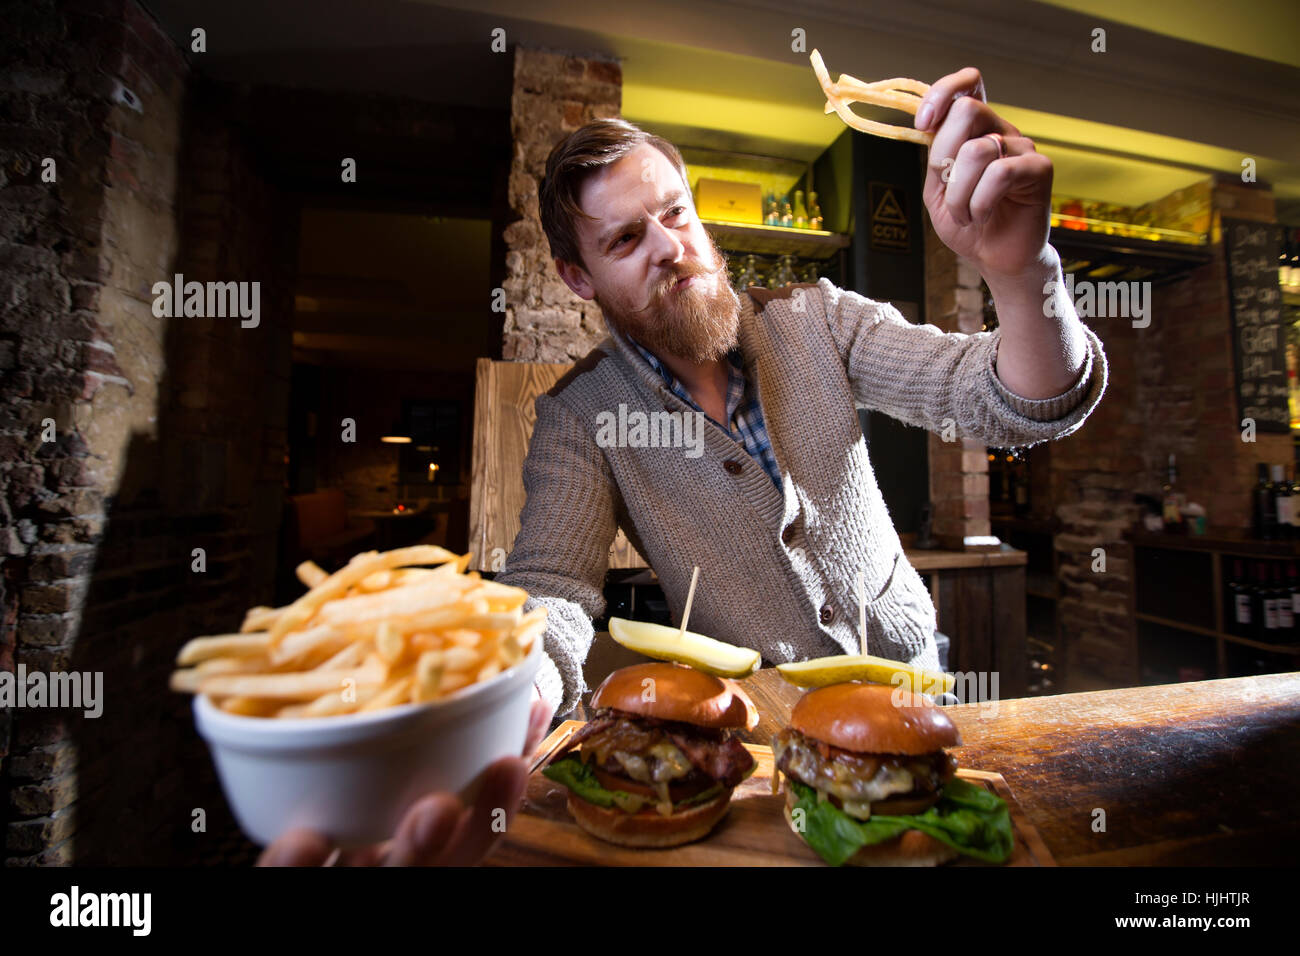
[193,634,542,848]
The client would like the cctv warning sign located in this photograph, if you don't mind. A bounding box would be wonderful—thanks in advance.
[869,183,909,252]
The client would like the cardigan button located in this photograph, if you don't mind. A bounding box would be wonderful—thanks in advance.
[819,604,835,625]
[723,459,743,475]
[781,526,795,545]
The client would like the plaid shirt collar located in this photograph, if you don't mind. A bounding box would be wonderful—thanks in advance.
[625,336,747,427]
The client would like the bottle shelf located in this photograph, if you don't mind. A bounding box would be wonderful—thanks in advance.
[701,219,850,260]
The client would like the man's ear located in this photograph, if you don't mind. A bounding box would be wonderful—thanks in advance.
[555,257,596,301]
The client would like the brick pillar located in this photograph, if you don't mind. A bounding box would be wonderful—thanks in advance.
[1,0,189,863]
[924,220,991,548]
[501,48,621,361]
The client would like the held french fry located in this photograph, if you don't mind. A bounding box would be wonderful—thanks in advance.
[810,48,934,146]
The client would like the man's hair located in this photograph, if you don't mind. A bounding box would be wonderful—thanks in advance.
[538,118,689,272]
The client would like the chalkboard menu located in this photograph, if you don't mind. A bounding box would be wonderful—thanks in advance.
[1224,217,1288,433]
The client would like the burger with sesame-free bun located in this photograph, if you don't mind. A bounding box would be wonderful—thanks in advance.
[541,662,758,847]
[774,682,1013,866]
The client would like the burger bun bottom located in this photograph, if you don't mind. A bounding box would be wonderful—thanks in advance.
[567,788,733,848]
[783,787,959,867]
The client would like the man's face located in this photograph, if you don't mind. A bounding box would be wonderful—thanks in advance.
[563,143,741,363]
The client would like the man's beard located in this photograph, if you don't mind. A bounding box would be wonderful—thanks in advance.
[594,235,741,364]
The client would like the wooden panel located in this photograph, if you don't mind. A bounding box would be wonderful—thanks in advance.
[991,564,1028,698]
[469,358,647,572]
[485,719,1052,866]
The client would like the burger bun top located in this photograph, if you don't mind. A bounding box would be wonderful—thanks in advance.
[789,681,960,754]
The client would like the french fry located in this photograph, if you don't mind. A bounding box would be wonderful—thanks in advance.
[268,623,350,668]
[240,607,282,633]
[296,561,328,588]
[359,671,416,712]
[810,48,934,146]
[218,696,283,717]
[197,659,387,701]
[268,544,460,647]
[414,650,446,703]
[358,569,395,592]
[312,642,367,671]
[315,578,477,627]
[374,621,407,664]
[177,632,272,666]
[443,628,482,649]
[442,646,481,672]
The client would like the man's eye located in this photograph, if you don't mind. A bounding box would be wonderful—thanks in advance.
[614,233,632,247]
[668,206,686,219]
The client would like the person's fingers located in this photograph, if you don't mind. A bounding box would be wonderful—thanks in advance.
[941,133,1003,226]
[967,150,1053,226]
[381,793,464,867]
[336,842,388,867]
[942,134,1035,227]
[433,757,529,866]
[257,828,335,867]
[523,696,553,758]
[915,66,987,133]
[927,94,1001,177]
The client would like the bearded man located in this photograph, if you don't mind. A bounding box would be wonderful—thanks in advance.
[498,70,1108,722]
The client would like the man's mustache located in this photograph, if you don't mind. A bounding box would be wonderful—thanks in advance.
[629,259,727,315]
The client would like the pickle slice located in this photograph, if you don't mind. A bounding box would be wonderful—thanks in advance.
[607,617,761,678]
[776,653,956,694]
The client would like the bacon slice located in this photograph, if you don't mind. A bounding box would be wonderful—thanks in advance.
[668,732,755,788]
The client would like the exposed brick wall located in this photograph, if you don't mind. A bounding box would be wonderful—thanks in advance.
[924,220,991,547]
[501,48,621,361]
[1,0,294,864]
[1,0,190,864]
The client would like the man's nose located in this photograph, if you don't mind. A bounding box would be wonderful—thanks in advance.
[643,215,686,268]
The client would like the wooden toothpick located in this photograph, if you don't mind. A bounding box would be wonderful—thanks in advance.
[857,570,867,657]
[679,565,700,639]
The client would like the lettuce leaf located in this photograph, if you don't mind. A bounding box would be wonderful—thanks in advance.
[542,753,725,812]
[789,777,1014,866]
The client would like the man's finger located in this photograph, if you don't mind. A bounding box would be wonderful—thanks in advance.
[916,66,986,133]
[524,696,553,758]
[434,757,529,866]
[967,151,1052,225]
[382,793,463,866]
[927,94,999,174]
[257,828,335,867]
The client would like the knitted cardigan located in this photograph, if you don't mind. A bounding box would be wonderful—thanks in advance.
[497,278,1108,719]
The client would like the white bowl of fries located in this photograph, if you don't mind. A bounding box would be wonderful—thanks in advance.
[173,546,546,847]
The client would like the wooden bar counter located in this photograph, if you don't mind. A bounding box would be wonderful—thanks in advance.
[544,668,1300,866]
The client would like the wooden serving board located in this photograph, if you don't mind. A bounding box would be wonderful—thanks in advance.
[483,720,1056,866]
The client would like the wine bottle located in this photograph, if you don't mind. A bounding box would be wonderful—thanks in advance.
[1273,465,1293,540]
[1289,562,1300,639]
[1230,559,1251,637]
[1262,561,1279,637]
[1254,463,1276,539]
[1275,563,1294,637]
[793,189,808,229]
[808,191,823,231]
